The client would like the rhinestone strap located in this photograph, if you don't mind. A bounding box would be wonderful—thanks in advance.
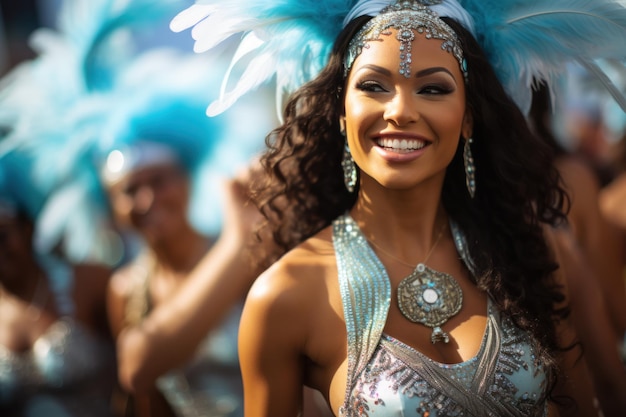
[333,212,475,415]
[333,214,391,415]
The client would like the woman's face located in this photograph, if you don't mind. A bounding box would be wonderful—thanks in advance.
[343,28,472,192]
[107,163,190,244]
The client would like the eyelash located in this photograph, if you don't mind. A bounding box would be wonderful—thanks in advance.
[355,81,453,95]
[356,81,386,92]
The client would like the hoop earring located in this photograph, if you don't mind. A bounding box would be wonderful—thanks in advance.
[464,137,476,198]
[342,142,357,193]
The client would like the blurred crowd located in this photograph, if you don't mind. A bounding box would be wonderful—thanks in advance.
[0,1,624,417]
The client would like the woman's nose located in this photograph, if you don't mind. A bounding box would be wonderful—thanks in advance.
[132,186,155,215]
[384,90,419,126]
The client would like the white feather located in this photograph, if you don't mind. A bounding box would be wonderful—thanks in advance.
[207,49,278,116]
[170,4,216,33]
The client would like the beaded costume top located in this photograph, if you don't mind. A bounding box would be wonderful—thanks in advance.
[332,213,548,417]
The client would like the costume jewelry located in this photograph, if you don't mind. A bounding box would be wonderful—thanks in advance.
[344,1,468,80]
[463,137,475,198]
[368,222,464,343]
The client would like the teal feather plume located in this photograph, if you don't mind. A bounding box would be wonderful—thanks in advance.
[173,0,626,115]
[458,0,626,113]
[171,0,359,115]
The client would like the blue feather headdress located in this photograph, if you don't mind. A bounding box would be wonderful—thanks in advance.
[0,0,275,265]
[171,0,358,116]
[171,0,626,116]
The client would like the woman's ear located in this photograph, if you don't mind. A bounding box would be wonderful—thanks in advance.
[339,116,346,136]
[462,111,473,139]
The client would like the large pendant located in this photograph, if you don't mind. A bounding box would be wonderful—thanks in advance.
[397,263,463,344]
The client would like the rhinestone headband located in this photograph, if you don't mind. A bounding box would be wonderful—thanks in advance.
[344,0,467,80]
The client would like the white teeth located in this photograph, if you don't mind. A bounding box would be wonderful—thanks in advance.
[377,138,426,151]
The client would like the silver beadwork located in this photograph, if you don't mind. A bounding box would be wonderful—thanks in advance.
[345,1,467,80]
[341,142,358,193]
[333,214,391,414]
[463,137,476,198]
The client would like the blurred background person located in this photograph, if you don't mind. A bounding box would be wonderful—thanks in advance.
[546,62,626,365]
[94,56,274,416]
[0,0,278,416]
[528,82,626,415]
[0,148,116,416]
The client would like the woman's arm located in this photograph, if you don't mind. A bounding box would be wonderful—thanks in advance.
[238,257,316,417]
[111,178,267,393]
[558,157,626,338]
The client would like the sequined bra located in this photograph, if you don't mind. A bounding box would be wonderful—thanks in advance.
[332,213,548,417]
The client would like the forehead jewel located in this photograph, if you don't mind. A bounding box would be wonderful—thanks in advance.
[345,0,467,80]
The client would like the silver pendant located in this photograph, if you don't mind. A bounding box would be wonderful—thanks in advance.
[397,263,463,343]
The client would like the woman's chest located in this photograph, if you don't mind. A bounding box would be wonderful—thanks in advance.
[342,312,548,417]
[0,318,111,399]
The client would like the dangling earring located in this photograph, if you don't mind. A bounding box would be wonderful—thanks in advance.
[340,121,357,193]
[463,137,476,198]
[342,143,357,192]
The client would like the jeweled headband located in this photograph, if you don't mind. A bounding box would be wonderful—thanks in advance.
[344,1,467,80]
[172,0,626,117]
[100,142,180,186]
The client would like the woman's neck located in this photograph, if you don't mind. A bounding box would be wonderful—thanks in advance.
[350,178,447,264]
[149,227,211,274]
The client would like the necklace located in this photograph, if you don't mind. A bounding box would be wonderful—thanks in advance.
[369,222,463,344]
[367,223,446,268]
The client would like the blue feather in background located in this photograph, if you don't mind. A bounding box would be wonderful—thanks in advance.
[458,0,626,112]
[0,0,277,266]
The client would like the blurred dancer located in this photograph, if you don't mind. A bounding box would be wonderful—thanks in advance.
[98,103,267,417]
[0,150,116,417]
[0,1,276,416]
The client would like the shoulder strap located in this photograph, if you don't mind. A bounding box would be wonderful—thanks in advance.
[332,213,391,415]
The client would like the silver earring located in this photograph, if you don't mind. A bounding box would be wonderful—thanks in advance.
[463,137,476,198]
[342,142,357,193]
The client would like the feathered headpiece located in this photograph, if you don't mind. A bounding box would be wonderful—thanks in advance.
[171,0,626,115]
[0,0,275,265]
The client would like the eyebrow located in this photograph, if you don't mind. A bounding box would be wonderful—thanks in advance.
[415,67,454,78]
[357,64,455,79]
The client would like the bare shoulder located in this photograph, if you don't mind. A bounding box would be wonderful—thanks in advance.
[244,226,337,330]
[249,226,335,305]
[107,261,143,300]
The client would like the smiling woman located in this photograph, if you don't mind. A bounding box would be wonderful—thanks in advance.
[233,7,575,415]
[171,0,626,416]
